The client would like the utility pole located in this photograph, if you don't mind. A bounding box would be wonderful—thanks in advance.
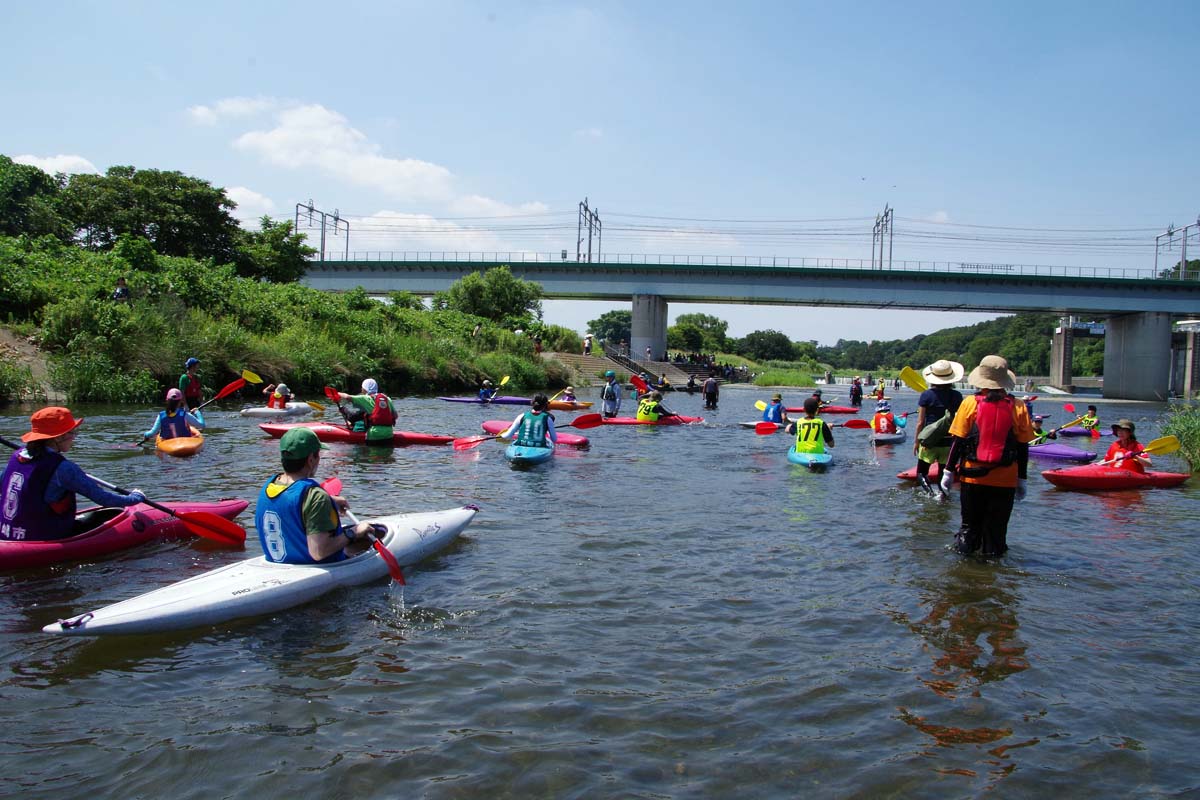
[577,198,602,263]
[295,200,350,261]
[871,204,893,269]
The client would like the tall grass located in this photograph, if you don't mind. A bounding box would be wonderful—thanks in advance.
[1161,404,1200,473]
[0,356,40,404]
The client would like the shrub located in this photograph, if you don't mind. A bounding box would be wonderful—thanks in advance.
[1162,404,1200,473]
[0,356,39,404]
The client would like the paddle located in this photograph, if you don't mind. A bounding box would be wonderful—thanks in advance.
[453,413,605,450]
[0,434,245,546]
[240,369,263,384]
[192,376,249,413]
[755,418,871,435]
[899,366,928,393]
[630,374,649,395]
[305,400,326,412]
[1097,435,1179,466]
[548,388,567,403]
[320,477,404,584]
[1064,403,1101,439]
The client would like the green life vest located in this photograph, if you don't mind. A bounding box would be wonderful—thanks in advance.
[636,398,661,422]
[794,418,826,453]
[514,410,551,447]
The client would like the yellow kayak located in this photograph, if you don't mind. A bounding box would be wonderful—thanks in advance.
[157,428,204,457]
[548,400,594,411]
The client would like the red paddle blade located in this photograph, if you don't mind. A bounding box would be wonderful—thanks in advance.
[630,375,648,393]
[453,435,496,450]
[755,422,782,435]
[840,419,871,429]
[1091,428,1101,439]
[321,476,343,496]
[1063,403,1076,414]
[569,413,604,429]
[213,378,247,402]
[370,536,405,585]
[178,511,246,547]
[324,386,341,403]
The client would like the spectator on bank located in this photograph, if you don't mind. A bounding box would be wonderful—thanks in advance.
[111,276,130,302]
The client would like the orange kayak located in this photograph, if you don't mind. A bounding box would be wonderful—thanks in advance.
[157,428,204,457]
[548,400,593,411]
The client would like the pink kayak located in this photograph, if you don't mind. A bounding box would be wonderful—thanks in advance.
[601,415,704,426]
[0,498,249,570]
[481,420,589,448]
[258,422,454,446]
[897,462,950,482]
[787,405,858,414]
[1042,464,1190,491]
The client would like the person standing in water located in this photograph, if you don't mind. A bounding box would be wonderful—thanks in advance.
[912,359,965,495]
[600,370,622,419]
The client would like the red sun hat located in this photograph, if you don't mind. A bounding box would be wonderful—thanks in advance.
[22,407,84,442]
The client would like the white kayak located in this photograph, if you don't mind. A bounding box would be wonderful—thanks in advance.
[43,506,478,636]
[872,429,907,445]
[239,402,315,418]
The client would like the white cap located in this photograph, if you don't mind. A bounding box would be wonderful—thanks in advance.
[362,378,379,394]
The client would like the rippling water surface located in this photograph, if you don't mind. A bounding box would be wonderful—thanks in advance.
[1,388,1197,798]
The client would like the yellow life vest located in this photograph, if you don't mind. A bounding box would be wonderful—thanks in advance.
[793,417,826,453]
[636,398,661,422]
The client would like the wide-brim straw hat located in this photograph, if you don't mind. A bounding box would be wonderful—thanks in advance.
[967,355,1016,391]
[922,359,965,386]
[22,406,84,442]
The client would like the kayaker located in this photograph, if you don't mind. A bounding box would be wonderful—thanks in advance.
[1030,415,1057,445]
[254,428,372,564]
[179,357,202,410]
[140,388,205,444]
[762,393,789,425]
[702,375,719,410]
[601,371,622,419]
[912,359,965,493]
[874,379,887,400]
[335,379,397,444]
[1080,405,1099,431]
[786,397,835,455]
[1102,419,1149,473]
[478,379,498,402]
[871,401,898,434]
[940,355,1036,557]
[811,389,830,408]
[636,391,675,422]
[1,407,146,542]
[499,394,559,449]
[262,383,293,409]
[561,386,577,402]
[849,377,863,408]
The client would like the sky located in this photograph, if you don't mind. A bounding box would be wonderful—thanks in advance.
[4,2,1198,345]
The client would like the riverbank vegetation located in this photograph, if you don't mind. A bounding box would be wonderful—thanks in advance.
[1162,404,1200,473]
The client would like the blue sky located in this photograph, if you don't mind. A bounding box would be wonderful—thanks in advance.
[4,2,1198,344]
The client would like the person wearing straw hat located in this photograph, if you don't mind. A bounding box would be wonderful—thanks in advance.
[1,407,146,542]
[912,359,965,493]
[940,355,1036,557]
[561,386,577,402]
[1103,419,1150,473]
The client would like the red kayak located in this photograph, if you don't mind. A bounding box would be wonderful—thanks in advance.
[601,415,704,426]
[787,405,858,414]
[258,422,454,446]
[897,462,949,481]
[0,499,249,570]
[481,420,589,448]
[1042,464,1190,491]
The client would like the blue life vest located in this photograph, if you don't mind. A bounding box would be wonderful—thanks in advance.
[1,449,74,541]
[514,410,551,448]
[762,403,784,423]
[157,410,192,439]
[255,477,345,564]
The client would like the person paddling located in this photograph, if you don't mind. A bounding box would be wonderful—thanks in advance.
[560,386,577,403]
[1030,415,1057,445]
[1,407,146,542]
[262,383,294,409]
[141,388,205,443]
[334,379,397,444]
[254,428,372,564]
[786,397,835,456]
[179,357,202,410]
[478,379,498,402]
[762,393,790,425]
[1102,419,1149,473]
[499,394,559,449]
[1080,405,1099,431]
[871,400,899,434]
[600,370,622,419]
[636,391,676,422]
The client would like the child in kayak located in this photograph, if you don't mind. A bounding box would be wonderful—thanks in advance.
[478,380,497,402]
[1102,419,1149,473]
[334,379,397,444]
[561,386,577,403]
[1030,415,1057,445]
[500,394,558,448]
[141,388,205,444]
[786,397,835,455]
[762,393,789,425]
[871,401,899,434]
[255,427,372,564]
[636,391,676,422]
[1,407,146,541]
[262,383,294,409]
[1080,405,1099,431]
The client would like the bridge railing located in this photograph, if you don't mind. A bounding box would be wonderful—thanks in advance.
[310,251,1178,281]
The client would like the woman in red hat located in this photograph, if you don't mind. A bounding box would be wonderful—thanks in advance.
[1,407,146,542]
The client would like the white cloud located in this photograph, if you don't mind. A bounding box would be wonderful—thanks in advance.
[449,194,550,217]
[13,154,99,175]
[926,210,950,223]
[573,127,603,139]
[187,96,280,126]
[226,186,276,223]
[324,210,542,256]
[232,104,455,203]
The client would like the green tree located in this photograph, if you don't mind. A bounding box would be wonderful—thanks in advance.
[0,155,69,239]
[738,329,796,361]
[1158,258,1199,280]
[236,217,316,282]
[673,312,728,351]
[587,309,632,345]
[667,321,705,351]
[432,265,543,328]
[60,165,241,262]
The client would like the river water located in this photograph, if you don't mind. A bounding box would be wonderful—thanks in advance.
[1,387,1197,798]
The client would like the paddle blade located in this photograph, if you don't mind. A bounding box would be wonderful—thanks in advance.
[321,476,343,496]
[324,386,341,403]
[499,375,510,387]
[1090,428,1101,439]
[755,422,782,435]
[370,535,405,585]
[1142,435,1180,456]
[213,377,247,401]
[453,435,497,450]
[899,366,928,393]
[242,369,263,384]
[305,400,326,412]
[840,419,871,429]
[754,400,767,411]
[1063,403,1076,414]
[630,374,648,394]
[568,413,604,430]
[178,511,247,547]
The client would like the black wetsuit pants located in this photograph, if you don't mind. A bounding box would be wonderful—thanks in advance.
[956,482,1016,557]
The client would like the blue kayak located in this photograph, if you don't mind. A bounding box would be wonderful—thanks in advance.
[505,444,555,465]
[787,448,832,469]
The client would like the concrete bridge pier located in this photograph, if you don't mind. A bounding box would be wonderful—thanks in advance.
[1049,322,1074,392]
[630,294,668,363]
[1103,312,1172,400]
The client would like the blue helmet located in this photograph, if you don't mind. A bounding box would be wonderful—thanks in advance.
[605,370,615,378]
[185,357,199,368]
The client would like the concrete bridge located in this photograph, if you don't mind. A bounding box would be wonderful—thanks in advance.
[303,254,1200,400]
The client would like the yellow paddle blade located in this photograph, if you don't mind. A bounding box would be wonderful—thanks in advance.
[306,400,326,412]
[499,375,510,387]
[899,366,927,393]
[755,400,767,411]
[241,369,263,384]
[1142,435,1180,456]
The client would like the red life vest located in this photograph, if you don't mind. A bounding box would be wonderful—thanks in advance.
[973,394,1015,464]
[267,393,287,409]
[873,413,895,433]
[368,393,397,426]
